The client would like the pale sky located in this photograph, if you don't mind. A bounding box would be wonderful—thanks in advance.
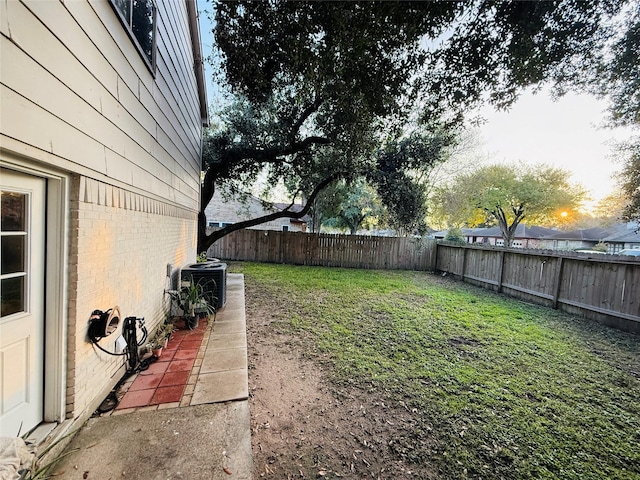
[476,89,633,206]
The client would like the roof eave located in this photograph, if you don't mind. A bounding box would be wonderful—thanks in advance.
[186,0,209,127]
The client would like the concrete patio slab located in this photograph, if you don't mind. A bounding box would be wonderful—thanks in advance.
[212,320,246,334]
[206,332,246,350]
[216,307,246,320]
[191,369,248,405]
[201,347,248,373]
[51,402,252,480]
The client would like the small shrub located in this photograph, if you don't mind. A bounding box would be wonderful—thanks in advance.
[444,227,467,245]
[592,242,608,252]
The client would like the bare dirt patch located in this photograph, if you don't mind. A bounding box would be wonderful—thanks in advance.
[245,282,438,479]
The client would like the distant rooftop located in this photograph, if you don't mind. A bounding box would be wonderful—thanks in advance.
[549,222,639,243]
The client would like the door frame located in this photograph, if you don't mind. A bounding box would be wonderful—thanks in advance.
[1,152,69,430]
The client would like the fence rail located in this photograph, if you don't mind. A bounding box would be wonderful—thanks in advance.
[207,229,639,333]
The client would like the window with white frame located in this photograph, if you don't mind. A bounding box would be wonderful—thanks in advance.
[110,0,156,73]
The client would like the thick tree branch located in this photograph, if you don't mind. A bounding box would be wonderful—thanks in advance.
[199,116,334,252]
[487,203,527,248]
[289,96,324,143]
[210,135,331,173]
[201,166,218,212]
[199,134,332,246]
[199,173,342,251]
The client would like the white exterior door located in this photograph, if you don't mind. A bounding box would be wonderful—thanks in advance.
[0,169,45,437]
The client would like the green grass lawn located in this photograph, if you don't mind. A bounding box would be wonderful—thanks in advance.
[234,262,640,479]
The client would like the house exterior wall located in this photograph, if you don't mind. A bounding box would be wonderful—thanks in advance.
[205,191,307,232]
[465,236,546,249]
[1,0,204,435]
[537,239,593,251]
[1,0,202,205]
[65,177,196,418]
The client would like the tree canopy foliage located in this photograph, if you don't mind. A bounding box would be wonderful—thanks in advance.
[595,2,640,128]
[200,0,639,251]
[320,179,385,235]
[433,164,587,246]
[615,138,640,224]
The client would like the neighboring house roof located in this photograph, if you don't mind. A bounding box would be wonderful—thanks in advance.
[547,227,610,241]
[273,202,311,223]
[430,228,477,238]
[601,223,640,243]
[548,222,640,243]
[186,0,209,126]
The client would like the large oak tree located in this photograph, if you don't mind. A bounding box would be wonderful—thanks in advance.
[199,0,637,252]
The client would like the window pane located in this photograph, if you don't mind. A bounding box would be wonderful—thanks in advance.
[1,276,25,317]
[1,192,25,231]
[1,236,25,274]
[132,0,154,64]
[113,0,131,23]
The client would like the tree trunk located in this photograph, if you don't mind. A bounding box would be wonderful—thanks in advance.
[493,204,525,248]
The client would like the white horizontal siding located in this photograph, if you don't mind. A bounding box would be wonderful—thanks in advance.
[0,0,203,209]
[1,84,108,172]
[156,0,201,140]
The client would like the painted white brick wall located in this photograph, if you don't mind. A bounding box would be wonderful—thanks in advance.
[66,176,197,417]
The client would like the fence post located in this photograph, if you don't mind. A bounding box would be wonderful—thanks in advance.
[461,247,468,281]
[433,242,439,272]
[552,256,564,309]
[497,250,506,293]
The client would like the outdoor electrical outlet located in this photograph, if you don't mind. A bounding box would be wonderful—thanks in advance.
[115,336,126,354]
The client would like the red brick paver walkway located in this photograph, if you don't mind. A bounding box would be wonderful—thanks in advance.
[113,318,210,413]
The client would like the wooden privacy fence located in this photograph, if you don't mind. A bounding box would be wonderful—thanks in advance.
[206,229,436,271]
[207,229,639,333]
[436,244,640,333]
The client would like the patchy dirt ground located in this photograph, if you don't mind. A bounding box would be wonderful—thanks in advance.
[245,281,438,479]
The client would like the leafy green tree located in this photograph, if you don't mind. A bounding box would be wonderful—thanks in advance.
[322,179,385,234]
[436,164,586,247]
[198,0,637,252]
[585,189,629,227]
[201,105,456,249]
[213,1,629,120]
